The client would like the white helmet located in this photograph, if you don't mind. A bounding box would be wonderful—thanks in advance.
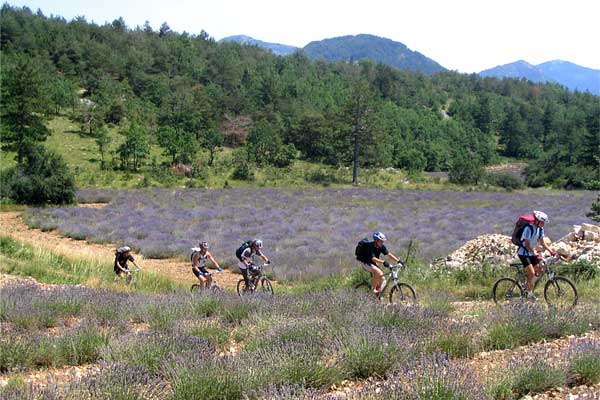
[253,239,263,249]
[118,246,131,253]
[533,210,548,223]
[373,231,387,241]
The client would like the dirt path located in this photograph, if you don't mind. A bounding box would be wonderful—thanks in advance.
[0,211,243,290]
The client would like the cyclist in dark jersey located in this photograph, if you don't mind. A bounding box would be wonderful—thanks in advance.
[191,241,222,289]
[356,232,400,294]
[114,246,140,278]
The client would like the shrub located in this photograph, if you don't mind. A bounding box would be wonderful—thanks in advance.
[483,172,525,190]
[511,361,566,397]
[231,162,254,181]
[2,145,75,205]
[343,337,396,379]
[568,339,600,385]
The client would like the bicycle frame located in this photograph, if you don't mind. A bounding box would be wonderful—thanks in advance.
[377,262,407,298]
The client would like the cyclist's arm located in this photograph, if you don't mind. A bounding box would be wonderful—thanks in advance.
[259,253,269,263]
[371,256,385,264]
[207,252,220,269]
[387,253,400,263]
[523,239,537,256]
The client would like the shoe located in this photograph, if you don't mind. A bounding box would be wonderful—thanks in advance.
[526,291,538,301]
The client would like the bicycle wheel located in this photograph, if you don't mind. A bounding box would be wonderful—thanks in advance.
[388,283,416,304]
[544,276,578,309]
[236,279,248,296]
[260,278,274,295]
[190,284,201,293]
[492,278,524,305]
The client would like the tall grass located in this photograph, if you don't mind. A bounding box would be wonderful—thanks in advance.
[0,236,179,293]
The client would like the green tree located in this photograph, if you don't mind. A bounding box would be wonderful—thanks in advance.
[95,125,111,169]
[448,153,484,185]
[157,126,196,165]
[118,123,150,171]
[2,143,75,205]
[0,56,50,164]
[201,128,224,166]
[587,194,600,222]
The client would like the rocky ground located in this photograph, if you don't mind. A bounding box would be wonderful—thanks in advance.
[433,223,600,270]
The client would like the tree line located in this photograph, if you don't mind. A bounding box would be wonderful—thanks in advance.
[1,4,598,196]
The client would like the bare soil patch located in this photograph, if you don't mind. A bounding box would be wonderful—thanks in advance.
[0,211,244,290]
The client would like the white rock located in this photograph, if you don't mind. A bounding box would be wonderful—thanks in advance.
[581,223,600,233]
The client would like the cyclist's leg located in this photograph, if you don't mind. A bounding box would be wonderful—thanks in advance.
[239,262,251,289]
[519,255,537,293]
[193,268,207,288]
[362,263,384,293]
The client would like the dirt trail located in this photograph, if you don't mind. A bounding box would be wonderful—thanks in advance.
[0,211,243,290]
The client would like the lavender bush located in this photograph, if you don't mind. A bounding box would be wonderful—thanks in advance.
[567,339,600,385]
[25,188,596,280]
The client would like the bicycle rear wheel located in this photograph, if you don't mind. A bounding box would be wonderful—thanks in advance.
[190,284,201,293]
[544,276,578,309]
[492,278,524,306]
[260,278,274,295]
[388,283,416,304]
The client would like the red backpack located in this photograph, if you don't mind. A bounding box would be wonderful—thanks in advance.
[511,214,536,246]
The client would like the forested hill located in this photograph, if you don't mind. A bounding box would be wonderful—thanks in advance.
[219,35,298,56]
[1,5,599,189]
[303,34,446,75]
[480,60,600,95]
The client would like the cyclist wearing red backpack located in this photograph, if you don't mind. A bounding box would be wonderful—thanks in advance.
[516,210,555,298]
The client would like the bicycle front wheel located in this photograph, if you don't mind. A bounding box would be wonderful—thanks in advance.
[260,278,274,295]
[544,276,578,309]
[236,279,248,296]
[492,278,523,306]
[190,284,201,293]
[388,283,416,304]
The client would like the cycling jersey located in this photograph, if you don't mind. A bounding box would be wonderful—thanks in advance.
[518,225,544,256]
[357,241,389,265]
[114,252,134,273]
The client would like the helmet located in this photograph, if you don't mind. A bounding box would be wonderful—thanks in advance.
[253,239,263,249]
[118,246,131,253]
[373,232,387,242]
[533,210,549,223]
[199,241,209,249]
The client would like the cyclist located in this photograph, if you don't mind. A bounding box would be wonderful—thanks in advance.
[356,232,401,294]
[114,246,140,278]
[517,210,556,298]
[236,239,270,290]
[191,241,223,289]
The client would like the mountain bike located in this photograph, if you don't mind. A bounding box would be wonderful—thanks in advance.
[236,263,273,296]
[355,240,417,304]
[355,261,417,304]
[190,271,222,293]
[492,254,577,308]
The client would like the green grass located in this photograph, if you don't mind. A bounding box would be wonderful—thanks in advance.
[0,236,181,293]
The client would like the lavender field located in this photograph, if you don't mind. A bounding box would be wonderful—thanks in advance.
[1,282,599,399]
[25,188,596,280]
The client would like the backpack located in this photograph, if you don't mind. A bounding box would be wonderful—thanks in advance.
[355,238,373,260]
[511,214,536,246]
[235,240,253,259]
[190,247,201,262]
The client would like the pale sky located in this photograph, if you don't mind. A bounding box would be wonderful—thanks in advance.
[7,0,600,73]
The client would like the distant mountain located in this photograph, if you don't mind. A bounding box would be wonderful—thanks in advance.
[219,35,298,56]
[303,34,446,75]
[480,60,600,95]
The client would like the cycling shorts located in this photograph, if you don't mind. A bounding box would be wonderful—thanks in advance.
[193,266,209,277]
[518,254,540,268]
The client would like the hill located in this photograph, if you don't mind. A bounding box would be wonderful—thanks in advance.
[219,35,298,56]
[303,34,446,75]
[480,60,600,95]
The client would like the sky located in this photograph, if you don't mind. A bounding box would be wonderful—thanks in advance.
[7,0,600,73]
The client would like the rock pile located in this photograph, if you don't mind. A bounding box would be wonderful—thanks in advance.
[433,223,600,269]
[553,223,600,263]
